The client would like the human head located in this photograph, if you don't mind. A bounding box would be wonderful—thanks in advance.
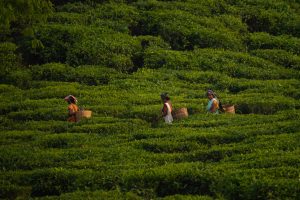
[64,95,77,104]
[207,90,215,100]
[160,92,170,102]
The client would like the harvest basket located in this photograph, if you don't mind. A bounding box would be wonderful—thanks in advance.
[172,107,188,119]
[222,105,235,114]
[76,110,92,122]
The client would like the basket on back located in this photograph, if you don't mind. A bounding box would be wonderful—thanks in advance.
[172,107,188,119]
[222,105,235,114]
[76,110,92,122]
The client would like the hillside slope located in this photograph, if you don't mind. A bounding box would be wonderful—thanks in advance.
[0,0,300,199]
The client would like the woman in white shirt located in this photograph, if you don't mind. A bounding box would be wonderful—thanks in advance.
[161,93,173,124]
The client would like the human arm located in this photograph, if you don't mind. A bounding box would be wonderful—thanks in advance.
[210,99,219,113]
[161,104,168,117]
[68,104,77,116]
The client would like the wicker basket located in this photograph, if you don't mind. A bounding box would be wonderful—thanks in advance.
[76,110,92,122]
[222,105,235,114]
[172,107,188,119]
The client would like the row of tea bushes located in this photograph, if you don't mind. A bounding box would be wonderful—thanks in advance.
[20,24,114,65]
[225,93,300,114]
[0,98,64,115]
[1,1,300,199]
[174,69,300,94]
[250,49,300,70]
[247,32,300,54]
[226,78,300,94]
[1,109,299,199]
[7,108,66,121]
[122,162,299,199]
[133,0,229,17]
[21,23,170,69]
[143,48,300,79]
[135,9,245,51]
[1,128,297,198]
[38,192,213,200]
[132,0,299,37]
[230,1,300,37]
[2,163,298,199]
[1,73,299,123]
[30,63,126,85]
[34,189,154,200]
[52,0,299,40]
[5,1,300,69]
[55,1,140,25]
[0,42,20,78]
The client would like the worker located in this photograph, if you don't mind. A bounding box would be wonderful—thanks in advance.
[161,92,173,124]
[64,95,79,122]
[206,90,219,114]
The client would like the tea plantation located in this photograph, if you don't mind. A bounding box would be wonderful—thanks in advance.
[1,0,300,199]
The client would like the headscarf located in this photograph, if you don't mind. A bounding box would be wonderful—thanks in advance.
[207,90,215,98]
[64,95,77,103]
[160,92,170,100]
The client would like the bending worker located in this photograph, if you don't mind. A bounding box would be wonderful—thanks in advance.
[64,95,79,122]
[161,92,173,124]
[206,90,219,114]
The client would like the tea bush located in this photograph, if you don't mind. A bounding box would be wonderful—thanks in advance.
[144,48,190,70]
[92,3,139,25]
[30,63,125,85]
[250,49,300,70]
[22,24,113,65]
[24,82,81,99]
[222,93,299,114]
[247,32,300,54]
[5,69,32,89]
[136,9,244,51]
[239,6,299,36]
[24,168,127,196]
[66,32,141,71]
[55,2,93,13]
[31,63,73,81]
[143,48,299,79]
[73,65,126,85]
[8,120,71,133]
[70,118,149,134]
[48,12,89,25]
[0,42,23,87]
[228,150,300,169]
[137,35,170,50]
[0,183,31,200]
[161,195,213,200]
[0,42,20,72]
[211,167,300,200]
[133,0,228,17]
[7,108,66,121]
[34,189,142,200]
[227,78,300,94]
[0,145,70,171]
[190,49,299,79]
[1,98,64,115]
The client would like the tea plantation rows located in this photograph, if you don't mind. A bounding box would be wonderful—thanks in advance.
[1,0,300,199]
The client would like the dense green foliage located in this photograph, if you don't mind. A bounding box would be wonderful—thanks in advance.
[0,0,53,49]
[1,0,300,199]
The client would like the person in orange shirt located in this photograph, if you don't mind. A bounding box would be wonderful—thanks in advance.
[64,95,79,122]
